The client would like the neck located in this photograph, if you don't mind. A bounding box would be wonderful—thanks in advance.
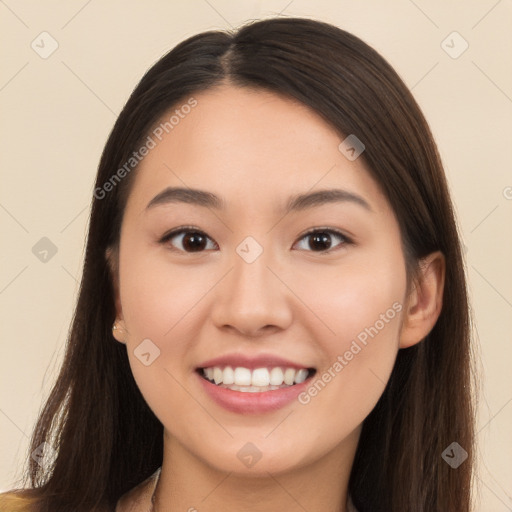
[152,427,360,512]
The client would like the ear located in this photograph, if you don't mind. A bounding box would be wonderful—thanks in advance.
[399,251,445,349]
[105,246,126,344]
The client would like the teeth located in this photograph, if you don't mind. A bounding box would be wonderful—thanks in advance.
[213,367,223,385]
[201,366,312,390]
[269,367,284,385]
[283,368,295,385]
[251,368,269,386]
[222,366,234,385]
[234,367,252,386]
[294,369,308,384]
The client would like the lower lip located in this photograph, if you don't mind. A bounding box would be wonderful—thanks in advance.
[195,371,314,414]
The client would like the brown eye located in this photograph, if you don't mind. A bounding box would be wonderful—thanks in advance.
[160,229,217,253]
[294,229,351,253]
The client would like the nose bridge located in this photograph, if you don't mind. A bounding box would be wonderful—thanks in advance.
[236,243,270,288]
[230,235,277,304]
[211,235,292,334]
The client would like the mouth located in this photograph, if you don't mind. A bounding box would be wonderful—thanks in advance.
[196,366,317,393]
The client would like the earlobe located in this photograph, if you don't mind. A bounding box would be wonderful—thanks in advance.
[105,246,127,344]
[112,321,127,344]
[399,251,445,349]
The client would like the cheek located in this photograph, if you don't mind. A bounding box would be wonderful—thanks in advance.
[116,241,192,391]
[117,240,233,422]
[118,238,214,341]
[293,251,406,427]
[294,247,405,342]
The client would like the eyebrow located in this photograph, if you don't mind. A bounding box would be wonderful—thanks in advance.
[146,186,372,213]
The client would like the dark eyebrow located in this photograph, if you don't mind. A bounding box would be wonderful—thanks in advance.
[284,188,372,213]
[146,187,372,213]
[146,187,224,210]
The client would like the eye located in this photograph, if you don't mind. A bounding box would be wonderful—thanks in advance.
[159,226,352,254]
[293,228,352,253]
[159,226,217,253]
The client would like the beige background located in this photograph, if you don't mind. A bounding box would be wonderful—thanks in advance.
[1,1,511,510]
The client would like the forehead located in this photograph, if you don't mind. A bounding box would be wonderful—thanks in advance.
[125,84,389,217]
[147,84,342,165]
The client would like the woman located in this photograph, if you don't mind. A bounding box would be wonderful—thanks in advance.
[0,16,476,512]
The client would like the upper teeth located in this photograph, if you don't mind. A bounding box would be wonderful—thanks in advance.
[202,366,309,387]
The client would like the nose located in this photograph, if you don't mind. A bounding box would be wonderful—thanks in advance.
[210,247,293,338]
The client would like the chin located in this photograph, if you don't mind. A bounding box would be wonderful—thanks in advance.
[200,441,313,477]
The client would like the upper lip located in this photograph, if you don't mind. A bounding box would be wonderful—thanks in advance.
[196,353,314,371]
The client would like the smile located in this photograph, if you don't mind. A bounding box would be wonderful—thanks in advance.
[195,365,317,414]
[199,366,315,392]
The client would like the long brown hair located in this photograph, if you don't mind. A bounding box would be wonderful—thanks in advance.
[1,17,476,512]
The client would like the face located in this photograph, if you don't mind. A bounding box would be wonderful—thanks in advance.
[112,84,408,475]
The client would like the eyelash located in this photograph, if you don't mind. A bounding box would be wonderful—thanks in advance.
[158,225,353,254]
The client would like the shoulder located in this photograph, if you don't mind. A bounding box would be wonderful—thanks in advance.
[116,469,160,512]
[0,490,37,512]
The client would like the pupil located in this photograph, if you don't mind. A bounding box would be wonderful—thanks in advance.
[311,233,331,250]
[184,233,206,251]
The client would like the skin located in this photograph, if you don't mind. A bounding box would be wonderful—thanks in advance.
[110,83,445,512]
